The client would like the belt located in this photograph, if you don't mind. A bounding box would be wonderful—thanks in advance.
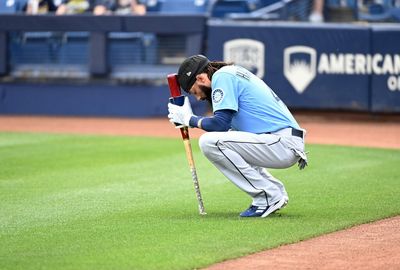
[266,128,304,138]
[291,128,304,138]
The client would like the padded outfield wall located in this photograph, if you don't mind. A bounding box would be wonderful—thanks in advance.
[0,15,399,116]
[207,20,400,113]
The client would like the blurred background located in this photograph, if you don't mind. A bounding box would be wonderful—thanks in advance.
[0,0,399,117]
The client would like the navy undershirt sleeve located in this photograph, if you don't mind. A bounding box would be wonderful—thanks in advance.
[189,109,235,132]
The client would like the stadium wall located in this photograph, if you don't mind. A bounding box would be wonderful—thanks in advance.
[207,20,400,113]
[0,15,399,116]
[0,83,207,117]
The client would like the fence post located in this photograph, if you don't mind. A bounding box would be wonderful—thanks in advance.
[89,32,108,77]
[0,32,8,76]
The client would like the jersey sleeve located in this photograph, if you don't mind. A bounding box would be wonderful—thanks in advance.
[211,72,238,113]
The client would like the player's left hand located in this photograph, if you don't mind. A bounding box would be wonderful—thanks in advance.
[168,96,193,128]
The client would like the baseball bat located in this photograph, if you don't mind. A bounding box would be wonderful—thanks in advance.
[167,73,206,215]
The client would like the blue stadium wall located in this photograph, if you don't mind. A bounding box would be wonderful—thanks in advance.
[0,16,400,117]
[0,83,169,117]
[0,83,208,117]
[207,21,400,113]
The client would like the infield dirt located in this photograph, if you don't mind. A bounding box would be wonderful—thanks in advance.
[0,111,399,270]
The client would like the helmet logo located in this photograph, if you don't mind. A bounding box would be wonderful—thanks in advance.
[186,71,192,76]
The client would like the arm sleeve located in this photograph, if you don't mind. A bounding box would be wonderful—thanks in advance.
[189,109,235,132]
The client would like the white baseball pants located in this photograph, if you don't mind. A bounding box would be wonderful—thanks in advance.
[198,128,306,207]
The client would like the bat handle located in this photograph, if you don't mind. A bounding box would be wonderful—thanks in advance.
[183,136,207,215]
[189,159,206,215]
[191,169,207,215]
[191,164,207,215]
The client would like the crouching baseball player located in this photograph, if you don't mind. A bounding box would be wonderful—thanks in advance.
[167,55,308,218]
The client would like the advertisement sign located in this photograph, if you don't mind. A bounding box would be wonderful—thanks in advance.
[207,22,371,110]
[370,26,400,112]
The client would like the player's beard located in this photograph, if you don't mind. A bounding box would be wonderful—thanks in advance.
[199,85,212,105]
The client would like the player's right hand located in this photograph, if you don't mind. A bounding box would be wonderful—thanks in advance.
[167,96,193,128]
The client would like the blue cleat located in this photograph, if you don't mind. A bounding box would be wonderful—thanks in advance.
[240,205,266,217]
[240,197,286,218]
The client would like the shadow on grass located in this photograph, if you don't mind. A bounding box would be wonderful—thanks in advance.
[177,211,304,221]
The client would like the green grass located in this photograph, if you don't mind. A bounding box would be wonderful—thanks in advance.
[0,132,399,270]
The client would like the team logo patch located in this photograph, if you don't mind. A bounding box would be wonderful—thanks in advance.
[212,88,224,104]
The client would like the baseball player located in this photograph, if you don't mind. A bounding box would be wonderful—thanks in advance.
[168,55,307,218]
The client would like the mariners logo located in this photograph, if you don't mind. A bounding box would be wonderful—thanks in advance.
[223,39,265,78]
[212,88,224,104]
[284,46,317,94]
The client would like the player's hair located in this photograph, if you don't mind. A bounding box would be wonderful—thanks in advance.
[204,61,233,80]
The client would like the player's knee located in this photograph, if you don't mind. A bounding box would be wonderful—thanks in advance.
[199,133,218,157]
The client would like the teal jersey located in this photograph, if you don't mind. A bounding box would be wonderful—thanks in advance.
[211,65,300,133]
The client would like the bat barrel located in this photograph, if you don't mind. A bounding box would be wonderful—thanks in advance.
[167,74,182,97]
